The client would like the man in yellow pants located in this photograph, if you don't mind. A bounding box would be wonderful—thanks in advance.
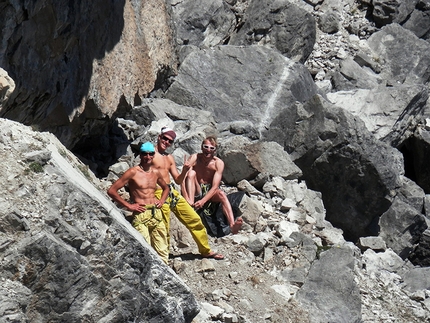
[108,142,170,264]
[152,127,224,260]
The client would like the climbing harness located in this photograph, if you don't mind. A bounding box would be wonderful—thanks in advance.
[133,205,162,230]
[200,184,217,216]
[168,183,180,209]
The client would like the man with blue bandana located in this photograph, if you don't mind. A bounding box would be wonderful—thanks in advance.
[108,142,170,264]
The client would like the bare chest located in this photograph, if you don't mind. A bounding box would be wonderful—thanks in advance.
[195,159,216,183]
[152,154,172,181]
[132,169,158,190]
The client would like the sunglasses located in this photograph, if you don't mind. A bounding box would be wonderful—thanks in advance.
[202,145,216,151]
[161,135,174,144]
[141,152,155,156]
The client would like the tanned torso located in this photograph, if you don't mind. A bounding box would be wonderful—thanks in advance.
[193,153,221,185]
[128,166,160,205]
[151,152,175,184]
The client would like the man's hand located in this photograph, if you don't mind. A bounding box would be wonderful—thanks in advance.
[128,203,146,213]
[193,200,205,210]
[182,155,192,173]
[155,199,163,208]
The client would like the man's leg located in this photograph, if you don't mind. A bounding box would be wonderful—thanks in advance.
[211,189,243,234]
[172,189,212,255]
[181,169,200,205]
[154,188,171,246]
[150,211,169,264]
[132,208,170,264]
[132,216,151,243]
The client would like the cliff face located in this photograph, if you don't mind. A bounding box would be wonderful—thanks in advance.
[0,0,177,147]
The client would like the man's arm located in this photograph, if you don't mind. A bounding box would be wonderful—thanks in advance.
[180,173,192,204]
[170,154,195,185]
[156,172,170,207]
[107,168,145,213]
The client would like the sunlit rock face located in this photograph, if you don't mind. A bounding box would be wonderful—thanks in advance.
[0,0,178,148]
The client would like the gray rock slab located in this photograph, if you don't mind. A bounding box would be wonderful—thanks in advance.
[165,45,318,138]
[367,24,430,85]
[221,140,302,185]
[229,0,316,63]
[171,0,236,47]
[327,84,428,145]
[296,246,361,323]
[269,95,404,241]
[379,197,428,259]
[0,118,199,323]
[402,267,430,293]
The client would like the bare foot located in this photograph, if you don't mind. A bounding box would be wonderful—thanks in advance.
[202,251,224,260]
[230,217,243,234]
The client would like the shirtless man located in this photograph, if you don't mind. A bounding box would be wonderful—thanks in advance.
[152,127,224,260]
[182,136,243,234]
[107,142,170,264]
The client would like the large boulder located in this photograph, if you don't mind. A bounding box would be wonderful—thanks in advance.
[296,246,362,323]
[330,57,383,91]
[265,94,404,241]
[327,84,429,146]
[371,0,420,27]
[229,0,316,63]
[402,7,430,38]
[218,140,303,186]
[379,197,428,259]
[170,0,236,47]
[165,45,318,137]
[0,118,198,322]
[367,24,430,85]
[402,267,430,292]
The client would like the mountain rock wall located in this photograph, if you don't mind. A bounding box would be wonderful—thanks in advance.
[0,0,177,147]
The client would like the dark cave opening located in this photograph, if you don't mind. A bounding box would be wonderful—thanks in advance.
[399,135,430,195]
[399,138,417,184]
[71,119,131,178]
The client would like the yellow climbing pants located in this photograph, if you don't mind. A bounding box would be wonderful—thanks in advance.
[132,205,169,264]
[155,186,211,255]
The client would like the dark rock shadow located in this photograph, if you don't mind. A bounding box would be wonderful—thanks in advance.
[0,0,125,131]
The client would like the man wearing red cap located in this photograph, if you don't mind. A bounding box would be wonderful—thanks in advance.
[152,127,224,260]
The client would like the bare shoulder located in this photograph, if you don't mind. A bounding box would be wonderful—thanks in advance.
[123,166,139,177]
[152,152,171,168]
[188,153,198,164]
[152,168,162,177]
[114,166,139,185]
[214,156,225,169]
[166,153,175,163]
[214,156,224,164]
